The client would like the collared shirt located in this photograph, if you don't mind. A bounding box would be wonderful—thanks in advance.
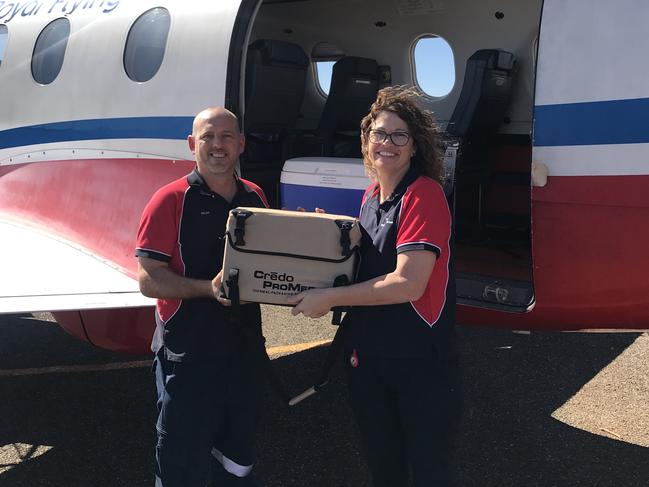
[344,166,455,358]
[135,169,268,362]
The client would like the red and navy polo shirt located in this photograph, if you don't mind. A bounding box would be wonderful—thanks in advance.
[343,166,455,358]
[135,168,268,362]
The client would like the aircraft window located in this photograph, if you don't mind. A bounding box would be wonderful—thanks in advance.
[312,41,344,96]
[315,61,336,95]
[0,25,7,67]
[413,35,455,98]
[31,18,70,85]
[123,7,170,82]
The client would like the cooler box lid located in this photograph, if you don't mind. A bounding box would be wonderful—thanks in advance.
[280,157,370,190]
[281,157,367,177]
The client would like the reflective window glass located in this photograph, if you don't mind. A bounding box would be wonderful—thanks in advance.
[124,7,170,82]
[32,18,70,84]
[413,35,455,97]
[315,61,335,95]
[312,41,344,96]
[0,25,7,67]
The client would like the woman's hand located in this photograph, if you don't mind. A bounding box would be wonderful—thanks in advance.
[284,206,326,213]
[287,288,334,319]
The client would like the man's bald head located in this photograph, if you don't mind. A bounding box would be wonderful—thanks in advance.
[192,107,240,136]
[187,106,245,183]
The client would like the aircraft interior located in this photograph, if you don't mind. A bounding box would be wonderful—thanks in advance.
[238,0,543,311]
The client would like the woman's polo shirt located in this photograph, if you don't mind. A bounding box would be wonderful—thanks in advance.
[343,166,454,358]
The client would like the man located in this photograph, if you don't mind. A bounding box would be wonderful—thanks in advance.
[135,107,268,486]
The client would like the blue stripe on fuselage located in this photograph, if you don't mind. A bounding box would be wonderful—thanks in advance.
[0,116,194,149]
[5,100,647,150]
[534,97,649,147]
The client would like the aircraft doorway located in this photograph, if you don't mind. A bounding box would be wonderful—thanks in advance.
[452,133,534,312]
[232,0,543,313]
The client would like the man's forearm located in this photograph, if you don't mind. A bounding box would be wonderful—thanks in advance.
[139,265,214,300]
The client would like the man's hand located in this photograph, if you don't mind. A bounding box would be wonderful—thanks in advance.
[212,270,233,306]
[211,270,223,298]
[212,269,232,306]
[214,270,253,306]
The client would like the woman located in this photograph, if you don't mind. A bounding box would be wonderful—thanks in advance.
[287,86,457,487]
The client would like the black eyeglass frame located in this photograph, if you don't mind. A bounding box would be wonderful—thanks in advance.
[367,129,412,146]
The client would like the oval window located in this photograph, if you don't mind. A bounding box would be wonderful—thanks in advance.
[0,25,7,67]
[315,61,335,95]
[124,7,171,82]
[32,18,70,85]
[413,35,455,98]
[312,41,344,96]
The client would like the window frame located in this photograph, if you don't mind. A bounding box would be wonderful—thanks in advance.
[0,24,8,68]
[311,41,345,98]
[411,34,456,99]
[123,7,171,83]
[313,59,337,97]
[31,17,71,85]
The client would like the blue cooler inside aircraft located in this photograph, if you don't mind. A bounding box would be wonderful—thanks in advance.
[280,157,370,217]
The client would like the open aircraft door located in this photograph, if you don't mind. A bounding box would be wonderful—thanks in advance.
[528,0,649,329]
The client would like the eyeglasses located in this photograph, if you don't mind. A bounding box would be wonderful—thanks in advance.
[368,130,411,146]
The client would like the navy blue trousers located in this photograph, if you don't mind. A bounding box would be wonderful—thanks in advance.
[153,349,261,487]
[346,348,461,487]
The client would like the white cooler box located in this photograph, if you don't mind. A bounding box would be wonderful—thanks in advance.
[280,157,371,217]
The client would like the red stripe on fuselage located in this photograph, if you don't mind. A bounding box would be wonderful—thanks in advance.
[3,161,647,331]
[0,158,194,278]
[459,174,649,330]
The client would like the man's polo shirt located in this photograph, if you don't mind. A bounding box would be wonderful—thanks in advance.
[343,166,454,358]
[135,169,268,362]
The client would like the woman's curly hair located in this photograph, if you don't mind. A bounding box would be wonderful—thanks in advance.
[360,86,444,183]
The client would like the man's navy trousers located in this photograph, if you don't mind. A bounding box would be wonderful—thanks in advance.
[153,348,261,487]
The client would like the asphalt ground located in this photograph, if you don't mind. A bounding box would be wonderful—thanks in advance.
[0,309,647,487]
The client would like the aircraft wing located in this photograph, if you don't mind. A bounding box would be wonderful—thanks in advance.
[0,220,155,313]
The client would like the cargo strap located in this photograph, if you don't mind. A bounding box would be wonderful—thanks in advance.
[225,268,241,321]
[335,220,354,255]
[232,209,253,246]
[224,268,291,405]
[330,274,350,326]
[290,274,350,406]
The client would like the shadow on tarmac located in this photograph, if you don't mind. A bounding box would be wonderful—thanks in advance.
[0,315,647,486]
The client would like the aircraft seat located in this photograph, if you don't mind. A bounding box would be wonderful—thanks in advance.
[243,39,309,206]
[316,56,379,157]
[446,49,515,140]
[446,49,516,236]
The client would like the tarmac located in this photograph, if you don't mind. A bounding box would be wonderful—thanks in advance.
[0,307,647,486]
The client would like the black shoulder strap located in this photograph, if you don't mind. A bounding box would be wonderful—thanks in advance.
[226,268,291,405]
[289,273,351,406]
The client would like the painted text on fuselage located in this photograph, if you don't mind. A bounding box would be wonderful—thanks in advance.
[0,0,120,23]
